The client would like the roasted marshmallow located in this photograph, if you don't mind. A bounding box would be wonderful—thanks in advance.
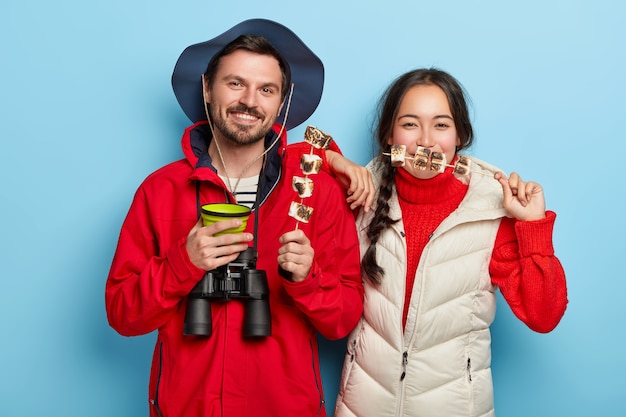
[429,152,447,173]
[390,144,407,167]
[300,154,323,175]
[413,146,431,170]
[288,201,314,223]
[304,125,333,150]
[292,176,314,198]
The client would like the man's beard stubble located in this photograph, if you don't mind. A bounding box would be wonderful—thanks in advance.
[210,103,272,146]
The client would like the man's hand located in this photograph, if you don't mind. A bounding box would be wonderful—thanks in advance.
[277,229,314,282]
[186,218,253,271]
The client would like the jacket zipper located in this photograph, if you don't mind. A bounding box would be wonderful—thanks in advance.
[349,339,357,362]
[150,341,164,417]
[400,351,408,380]
[310,337,325,415]
[395,350,409,417]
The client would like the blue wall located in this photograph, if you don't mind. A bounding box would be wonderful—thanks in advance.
[1,1,624,415]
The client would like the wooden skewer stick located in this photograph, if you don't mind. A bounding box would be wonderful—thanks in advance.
[381,153,494,176]
[443,163,493,176]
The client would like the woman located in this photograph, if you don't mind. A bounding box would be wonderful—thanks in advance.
[330,68,567,417]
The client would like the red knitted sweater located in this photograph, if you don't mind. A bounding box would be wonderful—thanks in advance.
[396,163,567,333]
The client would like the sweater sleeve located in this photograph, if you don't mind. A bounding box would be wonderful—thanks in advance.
[489,211,568,333]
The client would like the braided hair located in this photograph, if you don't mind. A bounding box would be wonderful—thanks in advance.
[361,68,474,285]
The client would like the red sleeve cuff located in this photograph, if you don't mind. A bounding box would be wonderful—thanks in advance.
[281,262,321,297]
[514,210,557,257]
[164,237,206,296]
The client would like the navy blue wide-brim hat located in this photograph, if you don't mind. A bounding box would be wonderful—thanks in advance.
[172,18,324,131]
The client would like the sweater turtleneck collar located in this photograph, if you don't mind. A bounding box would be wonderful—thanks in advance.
[395,158,469,205]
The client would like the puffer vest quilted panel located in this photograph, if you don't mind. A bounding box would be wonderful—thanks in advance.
[335,156,508,417]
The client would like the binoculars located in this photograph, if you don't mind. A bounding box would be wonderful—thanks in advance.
[183,248,271,338]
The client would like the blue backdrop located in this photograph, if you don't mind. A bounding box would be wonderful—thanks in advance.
[1,1,624,415]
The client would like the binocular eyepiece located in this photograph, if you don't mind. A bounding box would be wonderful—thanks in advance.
[183,248,271,338]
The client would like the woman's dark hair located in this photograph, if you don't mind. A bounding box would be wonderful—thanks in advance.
[362,68,474,285]
[203,34,292,102]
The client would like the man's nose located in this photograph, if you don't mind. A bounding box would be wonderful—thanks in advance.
[239,89,258,108]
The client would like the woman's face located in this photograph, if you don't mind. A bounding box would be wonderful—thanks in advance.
[388,84,460,179]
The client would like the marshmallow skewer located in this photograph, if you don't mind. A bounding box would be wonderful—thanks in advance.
[289,126,334,230]
[383,147,492,177]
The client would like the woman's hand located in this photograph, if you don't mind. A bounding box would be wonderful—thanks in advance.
[495,171,546,221]
[326,150,374,212]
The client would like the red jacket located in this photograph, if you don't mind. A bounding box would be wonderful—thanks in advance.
[106,121,364,417]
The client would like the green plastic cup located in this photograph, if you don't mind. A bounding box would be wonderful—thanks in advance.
[201,203,251,236]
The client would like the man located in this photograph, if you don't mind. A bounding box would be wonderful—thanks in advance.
[106,19,364,417]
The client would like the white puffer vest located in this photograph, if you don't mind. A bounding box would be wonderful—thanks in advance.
[334,156,508,417]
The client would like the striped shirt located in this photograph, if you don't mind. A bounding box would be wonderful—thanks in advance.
[219,175,258,208]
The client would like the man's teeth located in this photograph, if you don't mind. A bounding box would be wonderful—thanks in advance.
[235,113,257,121]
